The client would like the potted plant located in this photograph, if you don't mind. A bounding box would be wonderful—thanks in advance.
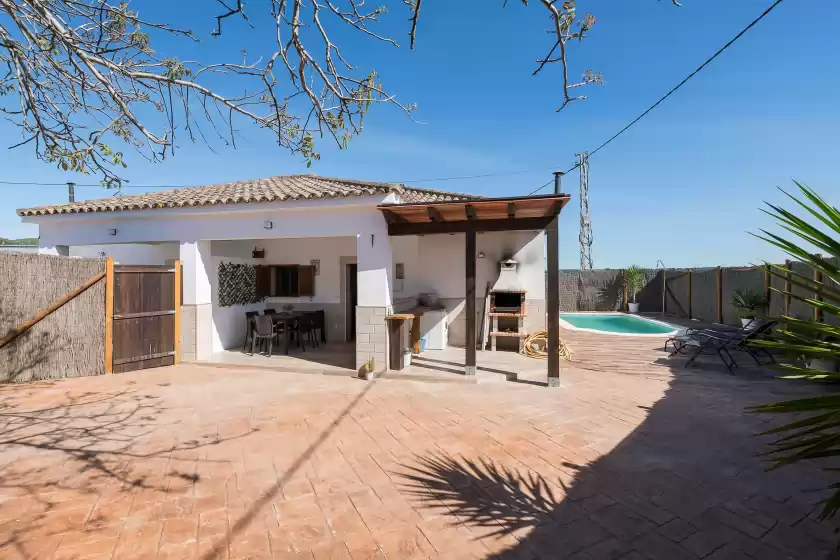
[730,288,767,328]
[623,265,645,313]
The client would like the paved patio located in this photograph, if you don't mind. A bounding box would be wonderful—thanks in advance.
[0,330,837,559]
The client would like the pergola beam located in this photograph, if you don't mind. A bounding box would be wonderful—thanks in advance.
[387,216,555,236]
[427,207,444,222]
[381,209,406,224]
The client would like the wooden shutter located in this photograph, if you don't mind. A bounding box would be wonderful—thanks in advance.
[298,265,315,297]
[255,266,271,298]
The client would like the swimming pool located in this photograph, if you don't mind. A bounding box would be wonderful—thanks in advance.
[559,313,678,336]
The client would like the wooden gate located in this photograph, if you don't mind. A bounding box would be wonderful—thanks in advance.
[106,260,181,373]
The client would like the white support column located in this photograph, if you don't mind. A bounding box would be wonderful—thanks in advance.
[180,240,213,361]
[355,222,393,375]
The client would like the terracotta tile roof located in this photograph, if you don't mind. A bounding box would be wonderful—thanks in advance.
[17,174,481,216]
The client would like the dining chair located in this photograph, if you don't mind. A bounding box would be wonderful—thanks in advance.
[310,310,326,343]
[242,311,259,352]
[296,314,318,351]
[250,315,276,357]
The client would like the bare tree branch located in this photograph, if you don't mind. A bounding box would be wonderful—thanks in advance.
[406,0,422,49]
[0,0,680,185]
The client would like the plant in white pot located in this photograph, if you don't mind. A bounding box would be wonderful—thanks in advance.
[624,265,645,313]
[730,288,768,329]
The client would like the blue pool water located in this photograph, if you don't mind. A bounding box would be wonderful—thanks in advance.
[559,313,676,335]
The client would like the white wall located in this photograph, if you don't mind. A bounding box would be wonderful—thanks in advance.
[413,230,546,299]
[208,237,356,352]
[30,195,395,247]
[389,236,421,308]
[69,243,179,265]
[262,237,356,304]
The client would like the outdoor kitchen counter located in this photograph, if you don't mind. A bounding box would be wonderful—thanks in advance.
[385,306,430,354]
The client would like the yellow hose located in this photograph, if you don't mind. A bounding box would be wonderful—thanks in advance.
[523,331,572,361]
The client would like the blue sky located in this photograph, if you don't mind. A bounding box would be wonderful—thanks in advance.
[2,0,837,268]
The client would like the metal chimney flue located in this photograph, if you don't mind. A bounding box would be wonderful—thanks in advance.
[553,171,564,194]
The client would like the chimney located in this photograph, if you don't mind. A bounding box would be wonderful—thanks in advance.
[492,259,525,293]
[553,171,564,194]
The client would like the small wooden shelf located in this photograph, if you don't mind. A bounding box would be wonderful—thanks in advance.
[489,331,530,338]
[488,312,527,317]
[384,314,415,321]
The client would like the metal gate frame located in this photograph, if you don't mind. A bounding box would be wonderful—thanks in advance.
[105,258,181,373]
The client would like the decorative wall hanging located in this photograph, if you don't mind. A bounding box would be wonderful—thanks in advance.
[218,262,264,307]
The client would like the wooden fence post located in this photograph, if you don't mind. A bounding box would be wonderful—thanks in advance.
[784,259,792,316]
[105,257,114,374]
[661,269,667,316]
[687,269,693,320]
[763,264,772,315]
[623,270,628,312]
[715,267,723,324]
[814,254,824,323]
[174,260,182,364]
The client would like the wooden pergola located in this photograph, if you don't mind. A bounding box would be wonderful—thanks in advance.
[378,191,571,386]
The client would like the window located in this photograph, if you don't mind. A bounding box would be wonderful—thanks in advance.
[255,265,315,298]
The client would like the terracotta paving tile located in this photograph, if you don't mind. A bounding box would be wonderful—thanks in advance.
[312,541,354,559]
[342,533,386,560]
[657,518,698,543]
[590,503,657,541]
[3,534,64,559]
[229,530,272,559]
[157,542,199,559]
[52,536,118,560]
[161,515,199,547]
[578,493,616,514]
[373,524,437,560]
[0,342,836,559]
[568,536,631,560]
[631,531,698,560]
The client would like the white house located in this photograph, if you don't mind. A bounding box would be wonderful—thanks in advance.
[18,174,569,379]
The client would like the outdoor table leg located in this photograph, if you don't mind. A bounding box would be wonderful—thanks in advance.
[411,316,421,354]
[284,319,291,355]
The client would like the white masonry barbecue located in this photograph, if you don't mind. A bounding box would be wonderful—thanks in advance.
[488,259,528,352]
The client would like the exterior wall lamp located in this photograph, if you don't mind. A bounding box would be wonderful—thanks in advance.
[264,221,273,230]
[108,229,117,236]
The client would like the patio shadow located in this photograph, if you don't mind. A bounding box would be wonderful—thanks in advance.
[0,386,257,550]
[395,362,840,559]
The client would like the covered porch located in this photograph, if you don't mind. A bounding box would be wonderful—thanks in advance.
[379,188,571,385]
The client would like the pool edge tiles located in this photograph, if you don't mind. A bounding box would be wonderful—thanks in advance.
[558,313,679,337]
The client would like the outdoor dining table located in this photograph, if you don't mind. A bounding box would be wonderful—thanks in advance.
[265,311,307,356]
[247,310,325,355]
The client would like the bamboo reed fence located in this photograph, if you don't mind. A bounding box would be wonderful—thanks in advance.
[0,253,106,382]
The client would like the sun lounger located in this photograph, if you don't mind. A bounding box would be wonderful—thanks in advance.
[669,320,777,373]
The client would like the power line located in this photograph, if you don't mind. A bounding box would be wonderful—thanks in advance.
[394,166,559,184]
[529,0,785,195]
[0,165,562,189]
[0,0,784,194]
